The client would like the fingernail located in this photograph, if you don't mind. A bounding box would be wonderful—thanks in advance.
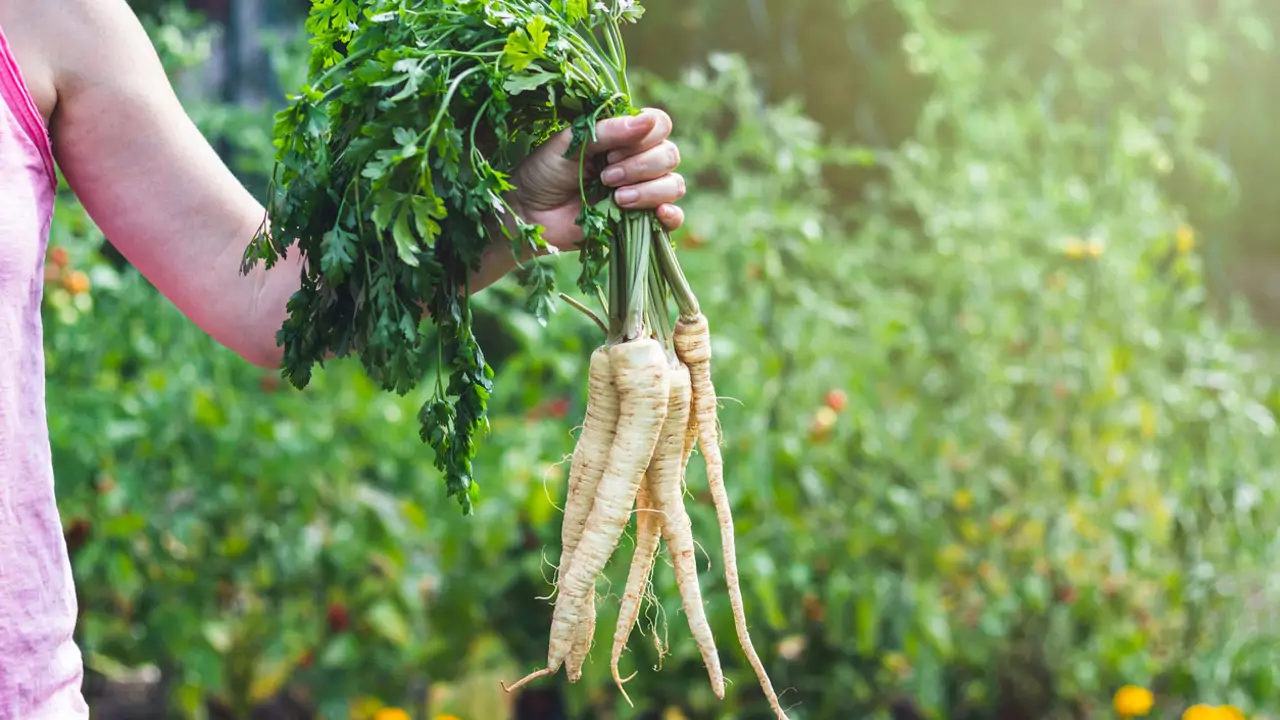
[626,114,647,130]
[601,166,624,185]
[616,188,639,205]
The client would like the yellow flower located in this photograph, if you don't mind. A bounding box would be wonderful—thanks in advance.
[952,488,973,511]
[373,709,411,720]
[433,715,462,720]
[1176,224,1196,254]
[1183,705,1223,720]
[1113,685,1155,717]
[1217,707,1245,720]
[1064,238,1088,260]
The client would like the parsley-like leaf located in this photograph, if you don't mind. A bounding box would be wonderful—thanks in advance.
[503,70,560,95]
[502,16,550,71]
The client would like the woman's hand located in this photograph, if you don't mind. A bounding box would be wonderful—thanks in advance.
[508,107,686,250]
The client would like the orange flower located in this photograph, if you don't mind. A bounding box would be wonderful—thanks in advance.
[49,246,69,268]
[62,270,90,296]
[373,709,411,720]
[1113,685,1154,717]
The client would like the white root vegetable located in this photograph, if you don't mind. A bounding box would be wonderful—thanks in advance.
[561,348,620,681]
[648,362,725,699]
[676,314,788,718]
[506,337,670,691]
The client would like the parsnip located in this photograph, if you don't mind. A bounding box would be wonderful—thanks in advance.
[647,363,724,698]
[506,338,670,691]
[675,314,788,718]
[561,348,621,681]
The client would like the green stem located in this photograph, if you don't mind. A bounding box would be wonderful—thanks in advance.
[601,17,622,73]
[559,292,607,335]
[608,224,625,339]
[594,283,609,322]
[424,48,505,60]
[606,211,652,344]
[622,212,652,341]
[575,137,591,220]
[652,226,700,319]
[604,13,630,98]
[562,31,622,95]
[582,25,619,76]
[563,62,606,96]
[421,65,484,150]
[646,258,673,354]
[311,45,375,91]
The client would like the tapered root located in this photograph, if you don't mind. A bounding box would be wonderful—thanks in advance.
[676,314,789,718]
[566,598,595,682]
[501,667,555,694]
[611,448,668,702]
[648,363,725,698]
[560,348,620,682]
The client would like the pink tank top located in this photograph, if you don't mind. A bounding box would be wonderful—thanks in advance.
[0,22,90,718]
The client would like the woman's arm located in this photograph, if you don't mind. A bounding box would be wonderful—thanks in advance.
[40,0,685,369]
[44,0,297,367]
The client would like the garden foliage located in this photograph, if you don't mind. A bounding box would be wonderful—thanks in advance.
[46,0,1280,717]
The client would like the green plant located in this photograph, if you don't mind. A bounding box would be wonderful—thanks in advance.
[243,0,673,513]
[46,1,1280,718]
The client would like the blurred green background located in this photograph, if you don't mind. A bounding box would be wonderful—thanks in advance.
[44,1,1280,719]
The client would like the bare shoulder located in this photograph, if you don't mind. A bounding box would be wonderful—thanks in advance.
[0,0,156,129]
[0,0,59,123]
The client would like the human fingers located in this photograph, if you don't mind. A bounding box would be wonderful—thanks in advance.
[588,107,672,157]
[613,172,686,210]
[655,203,685,231]
[600,140,680,187]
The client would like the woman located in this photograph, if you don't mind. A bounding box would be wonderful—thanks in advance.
[0,0,688,715]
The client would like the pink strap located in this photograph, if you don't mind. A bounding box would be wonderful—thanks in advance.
[0,21,55,186]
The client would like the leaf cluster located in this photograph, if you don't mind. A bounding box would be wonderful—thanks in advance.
[242,0,648,512]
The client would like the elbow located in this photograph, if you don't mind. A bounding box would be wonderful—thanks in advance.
[242,340,283,371]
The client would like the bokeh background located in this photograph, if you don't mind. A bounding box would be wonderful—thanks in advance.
[44,1,1280,718]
